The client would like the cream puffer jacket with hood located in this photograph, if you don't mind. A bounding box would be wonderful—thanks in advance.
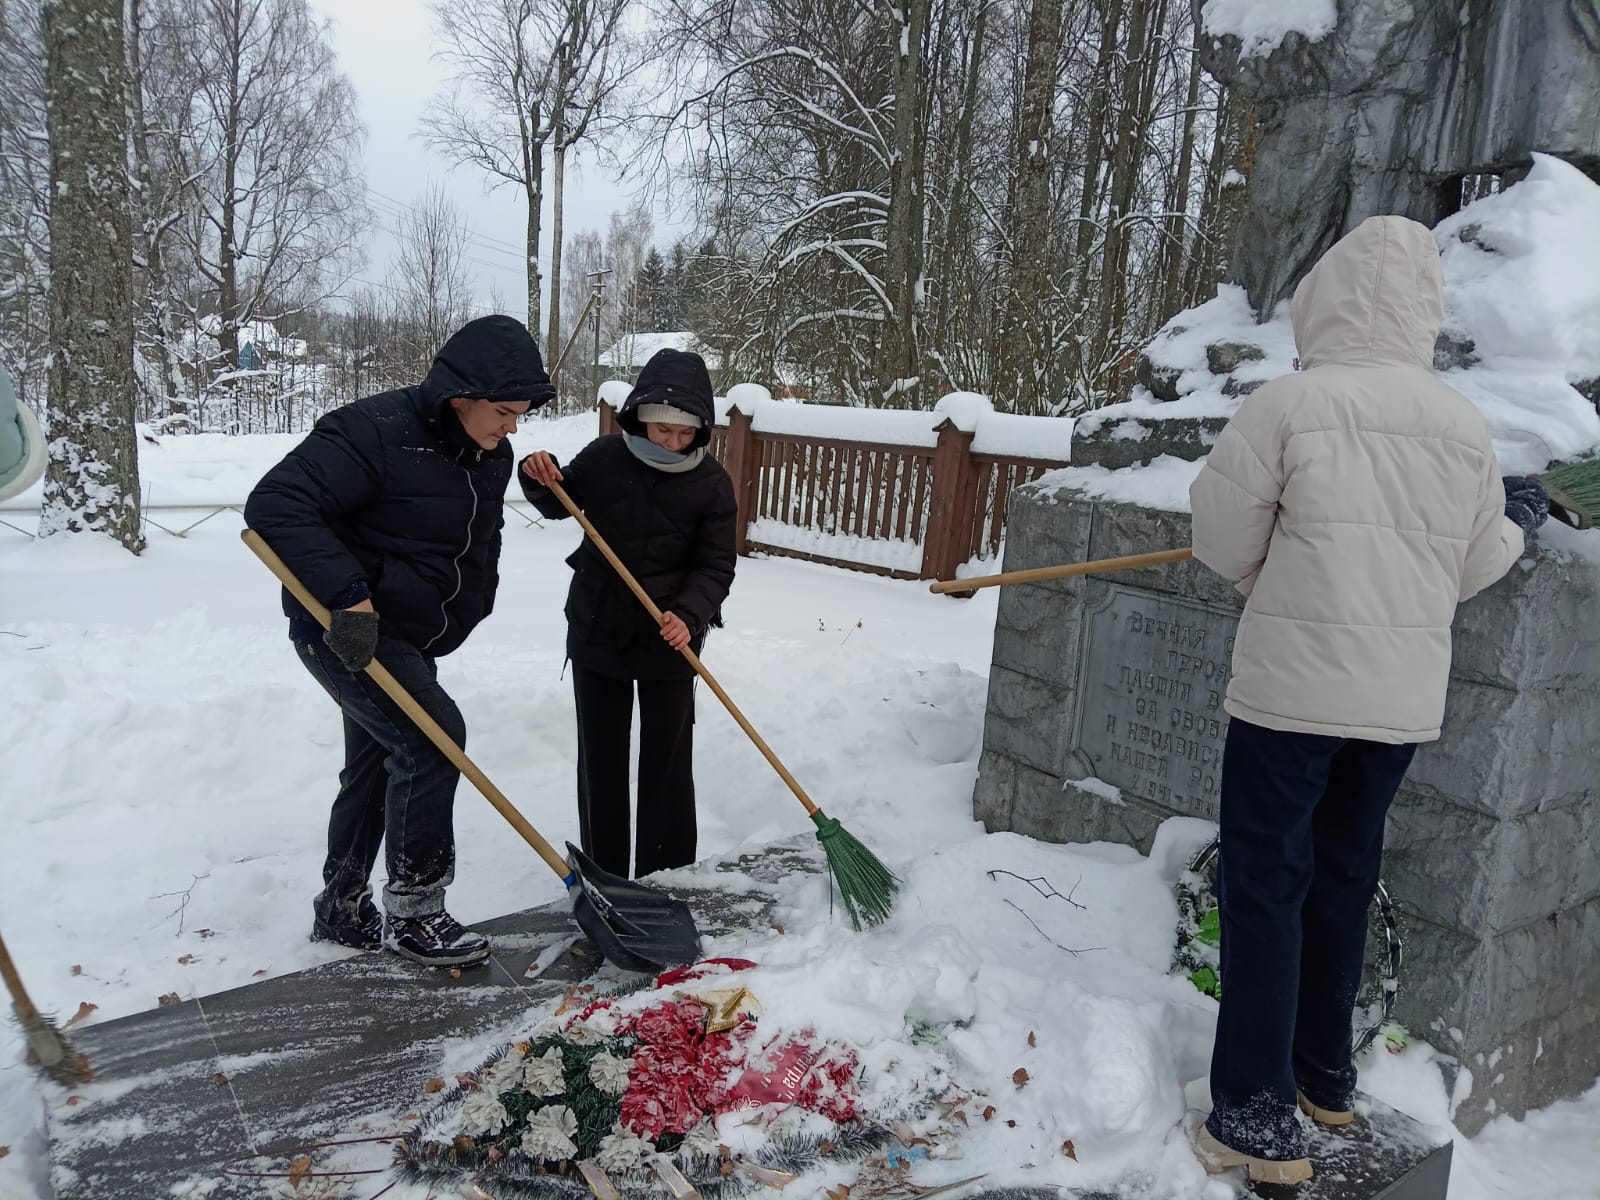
[1189,215,1524,744]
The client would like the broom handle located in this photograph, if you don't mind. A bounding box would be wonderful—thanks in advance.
[546,480,823,819]
[0,927,43,1023]
[929,546,1194,593]
[240,529,573,881]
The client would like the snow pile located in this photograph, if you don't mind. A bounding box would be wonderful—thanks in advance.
[1,440,1598,1198]
[1433,153,1600,473]
[1200,0,1337,56]
[1078,157,1600,497]
[931,390,991,431]
[1029,456,1206,514]
[1077,284,1295,445]
[595,378,634,410]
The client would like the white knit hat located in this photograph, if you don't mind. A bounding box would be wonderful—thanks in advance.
[636,402,702,428]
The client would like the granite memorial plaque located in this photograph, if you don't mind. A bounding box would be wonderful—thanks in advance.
[1064,584,1240,820]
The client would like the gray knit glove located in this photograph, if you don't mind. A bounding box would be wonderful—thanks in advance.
[325,608,380,672]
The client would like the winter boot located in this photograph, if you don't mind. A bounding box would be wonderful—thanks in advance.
[1297,1089,1355,1126]
[311,890,383,951]
[1194,1125,1313,1185]
[383,911,490,968]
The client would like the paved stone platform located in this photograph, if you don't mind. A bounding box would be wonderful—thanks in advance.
[44,843,1450,1200]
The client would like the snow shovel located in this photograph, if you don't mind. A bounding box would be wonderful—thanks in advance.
[241,528,701,974]
[929,546,1194,594]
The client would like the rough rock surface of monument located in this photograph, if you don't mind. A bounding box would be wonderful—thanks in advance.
[1199,0,1600,315]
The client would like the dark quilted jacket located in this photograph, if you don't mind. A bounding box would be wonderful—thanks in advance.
[244,316,552,657]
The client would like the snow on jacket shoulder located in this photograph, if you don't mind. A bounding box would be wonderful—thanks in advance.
[1189,215,1524,744]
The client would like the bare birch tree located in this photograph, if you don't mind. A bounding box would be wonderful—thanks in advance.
[139,0,366,377]
[390,183,474,377]
[423,0,635,350]
[40,0,143,550]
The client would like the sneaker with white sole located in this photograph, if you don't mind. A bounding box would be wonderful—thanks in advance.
[383,911,491,968]
[1194,1124,1314,1185]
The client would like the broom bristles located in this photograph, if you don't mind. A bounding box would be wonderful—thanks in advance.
[17,1010,94,1085]
[811,813,899,931]
[1540,457,1600,525]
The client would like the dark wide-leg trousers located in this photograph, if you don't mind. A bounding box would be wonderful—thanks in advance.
[571,664,697,880]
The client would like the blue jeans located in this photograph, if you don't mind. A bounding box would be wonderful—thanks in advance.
[296,637,466,920]
[1206,718,1416,1158]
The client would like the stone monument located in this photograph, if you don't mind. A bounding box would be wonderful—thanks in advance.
[1199,0,1600,316]
[971,476,1600,1135]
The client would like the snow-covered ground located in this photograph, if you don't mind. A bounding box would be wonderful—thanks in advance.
[2,417,1596,1198]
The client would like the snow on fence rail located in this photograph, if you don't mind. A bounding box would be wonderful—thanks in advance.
[599,390,1072,582]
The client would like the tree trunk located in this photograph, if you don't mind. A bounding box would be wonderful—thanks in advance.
[525,100,545,341]
[994,0,1062,413]
[1095,0,1159,388]
[1062,0,1122,382]
[1160,29,1202,324]
[548,127,567,409]
[217,4,241,373]
[40,0,143,551]
[126,0,184,420]
[931,0,988,367]
[875,0,930,408]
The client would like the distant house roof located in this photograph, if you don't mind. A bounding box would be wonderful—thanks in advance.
[598,331,721,370]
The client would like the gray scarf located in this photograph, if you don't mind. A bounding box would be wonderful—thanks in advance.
[624,431,705,474]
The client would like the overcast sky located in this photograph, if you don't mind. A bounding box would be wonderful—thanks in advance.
[305,0,667,320]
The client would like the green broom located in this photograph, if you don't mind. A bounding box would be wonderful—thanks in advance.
[1539,457,1600,530]
[547,481,898,930]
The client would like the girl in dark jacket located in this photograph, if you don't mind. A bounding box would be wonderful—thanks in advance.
[519,349,737,879]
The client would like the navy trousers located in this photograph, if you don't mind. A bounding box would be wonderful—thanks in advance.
[1205,717,1416,1159]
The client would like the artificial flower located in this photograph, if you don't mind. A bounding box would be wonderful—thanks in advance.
[589,1052,633,1096]
[520,1104,579,1161]
[595,1123,649,1173]
[522,1046,567,1096]
[459,1090,509,1136]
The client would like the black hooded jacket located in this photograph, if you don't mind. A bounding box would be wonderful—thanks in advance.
[245,316,553,657]
[520,348,737,680]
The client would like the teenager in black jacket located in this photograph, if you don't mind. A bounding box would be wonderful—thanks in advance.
[245,315,554,967]
[519,349,737,880]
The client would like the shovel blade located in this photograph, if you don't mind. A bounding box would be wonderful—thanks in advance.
[566,843,702,973]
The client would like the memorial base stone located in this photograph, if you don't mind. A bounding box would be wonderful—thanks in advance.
[973,481,1600,1135]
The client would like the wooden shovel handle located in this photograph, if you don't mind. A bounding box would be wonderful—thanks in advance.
[930,546,1194,593]
[240,528,573,882]
[546,481,822,819]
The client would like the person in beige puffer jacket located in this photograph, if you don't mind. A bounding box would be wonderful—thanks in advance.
[1187,215,1531,1183]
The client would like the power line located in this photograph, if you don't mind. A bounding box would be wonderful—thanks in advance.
[365,186,529,259]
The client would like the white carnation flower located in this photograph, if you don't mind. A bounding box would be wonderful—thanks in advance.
[519,1104,579,1161]
[563,1018,604,1046]
[481,1052,526,1097]
[588,1052,633,1096]
[522,1046,567,1096]
[459,1090,509,1136]
[595,1123,649,1173]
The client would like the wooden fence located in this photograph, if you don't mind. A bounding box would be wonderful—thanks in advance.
[599,401,1068,582]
